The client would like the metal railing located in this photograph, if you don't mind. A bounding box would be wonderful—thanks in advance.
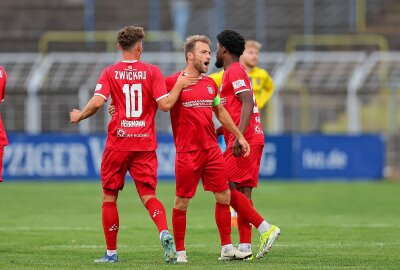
[1,51,399,135]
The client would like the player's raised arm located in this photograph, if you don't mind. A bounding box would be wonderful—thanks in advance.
[69,95,105,123]
[213,102,250,157]
[157,71,198,112]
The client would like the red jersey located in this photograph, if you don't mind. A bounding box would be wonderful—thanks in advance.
[165,72,219,152]
[94,60,168,151]
[0,66,8,146]
[219,62,264,147]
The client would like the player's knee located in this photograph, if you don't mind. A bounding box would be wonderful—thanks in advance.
[174,196,190,210]
[103,188,118,202]
[140,194,156,205]
[238,186,252,199]
[215,189,231,205]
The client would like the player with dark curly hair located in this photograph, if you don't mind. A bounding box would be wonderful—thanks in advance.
[215,29,281,259]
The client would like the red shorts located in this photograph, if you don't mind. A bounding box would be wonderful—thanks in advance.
[175,146,229,198]
[0,146,3,182]
[223,144,264,188]
[101,148,157,197]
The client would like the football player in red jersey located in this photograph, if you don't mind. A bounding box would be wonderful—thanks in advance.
[215,30,280,259]
[69,26,197,264]
[0,66,8,182]
[165,35,252,262]
[108,33,278,261]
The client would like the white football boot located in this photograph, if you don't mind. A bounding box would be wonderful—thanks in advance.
[219,246,252,261]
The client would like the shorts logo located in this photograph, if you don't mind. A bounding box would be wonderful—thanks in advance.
[95,84,102,91]
[255,126,263,134]
[207,86,214,95]
[232,79,246,90]
[117,128,126,137]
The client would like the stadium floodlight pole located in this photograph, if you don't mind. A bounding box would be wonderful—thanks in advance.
[84,0,95,47]
[255,0,266,46]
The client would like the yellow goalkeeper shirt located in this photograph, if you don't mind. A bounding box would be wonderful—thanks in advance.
[209,67,274,109]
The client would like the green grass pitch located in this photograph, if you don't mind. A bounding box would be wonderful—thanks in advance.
[0,181,399,269]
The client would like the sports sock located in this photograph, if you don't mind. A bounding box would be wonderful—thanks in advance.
[238,243,252,252]
[106,250,117,256]
[102,201,119,250]
[257,220,271,234]
[172,208,187,251]
[230,189,264,228]
[238,198,253,245]
[215,203,232,246]
[145,198,168,232]
[222,243,233,251]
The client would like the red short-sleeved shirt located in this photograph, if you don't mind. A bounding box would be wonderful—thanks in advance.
[94,60,168,151]
[165,72,219,152]
[219,62,264,147]
[0,66,8,146]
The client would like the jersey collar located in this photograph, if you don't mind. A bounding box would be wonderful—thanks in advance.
[183,72,203,79]
[121,60,138,63]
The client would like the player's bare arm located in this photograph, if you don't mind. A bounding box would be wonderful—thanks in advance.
[213,103,250,157]
[232,90,254,155]
[157,71,198,112]
[69,95,105,123]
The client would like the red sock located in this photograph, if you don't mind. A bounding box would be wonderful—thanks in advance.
[238,199,253,244]
[230,189,264,228]
[145,198,168,232]
[215,203,232,246]
[172,208,187,251]
[102,202,119,250]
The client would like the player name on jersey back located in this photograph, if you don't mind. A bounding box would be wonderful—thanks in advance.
[114,70,147,80]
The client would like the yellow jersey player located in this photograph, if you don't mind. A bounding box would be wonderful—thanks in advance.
[209,40,274,110]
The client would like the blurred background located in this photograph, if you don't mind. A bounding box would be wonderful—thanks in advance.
[0,0,397,180]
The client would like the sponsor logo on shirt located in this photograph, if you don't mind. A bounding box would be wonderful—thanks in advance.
[117,128,126,137]
[95,84,102,91]
[220,97,227,105]
[207,86,214,95]
[117,128,149,138]
[182,99,213,108]
[232,79,246,90]
[255,116,261,123]
[120,119,146,128]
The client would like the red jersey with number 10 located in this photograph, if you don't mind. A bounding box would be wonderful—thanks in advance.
[219,62,264,147]
[94,60,168,151]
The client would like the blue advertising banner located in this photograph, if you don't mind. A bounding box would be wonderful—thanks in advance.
[259,135,293,179]
[3,133,105,180]
[2,133,385,180]
[293,134,385,179]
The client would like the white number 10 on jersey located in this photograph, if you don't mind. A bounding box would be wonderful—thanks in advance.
[122,83,143,118]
